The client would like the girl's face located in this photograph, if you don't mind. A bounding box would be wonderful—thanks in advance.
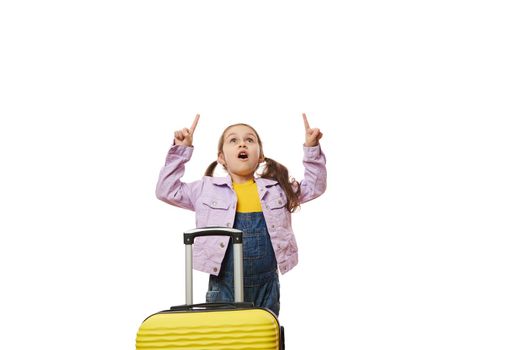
[218,124,264,183]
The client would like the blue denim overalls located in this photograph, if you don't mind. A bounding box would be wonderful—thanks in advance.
[206,212,280,316]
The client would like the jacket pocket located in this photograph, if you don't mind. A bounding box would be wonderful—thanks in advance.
[267,196,286,210]
[202,196,230,210]
[264,196,287,226]
[199,196,231,226]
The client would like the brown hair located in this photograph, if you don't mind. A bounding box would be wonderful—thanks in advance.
[204,123,301,212]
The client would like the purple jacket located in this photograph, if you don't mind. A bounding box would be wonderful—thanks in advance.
[156,144,327,275]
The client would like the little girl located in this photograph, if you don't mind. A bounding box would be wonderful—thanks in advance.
[156,113,327,316]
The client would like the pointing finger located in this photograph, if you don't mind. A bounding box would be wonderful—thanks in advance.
[302,113,310,131]
[190,114,200,133]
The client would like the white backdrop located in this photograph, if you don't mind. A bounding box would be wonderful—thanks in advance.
[1,1,525,349]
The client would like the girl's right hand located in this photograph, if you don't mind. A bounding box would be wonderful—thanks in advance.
[174,114,200,147]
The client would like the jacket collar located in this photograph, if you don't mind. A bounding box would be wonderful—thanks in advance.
[210,176,278,188]
[255,177,279,187]
[210,177,231,187]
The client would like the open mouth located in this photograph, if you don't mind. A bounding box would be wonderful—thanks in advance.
[238,151,248,159]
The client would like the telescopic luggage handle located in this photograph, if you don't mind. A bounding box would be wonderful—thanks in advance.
[183,228,243,244]
[183,227,244,305]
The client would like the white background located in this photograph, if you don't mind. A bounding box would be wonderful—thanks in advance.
[1,1,525,349]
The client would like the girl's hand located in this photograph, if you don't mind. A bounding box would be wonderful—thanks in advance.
[174,114,200,147]
[303,113,323,147]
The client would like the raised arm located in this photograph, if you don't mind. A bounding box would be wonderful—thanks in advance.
[299,113,327,203]
[156,114,203,211]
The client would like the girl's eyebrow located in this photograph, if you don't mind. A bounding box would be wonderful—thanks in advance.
[225,132,257,139]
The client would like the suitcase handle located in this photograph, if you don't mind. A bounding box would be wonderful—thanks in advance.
[170,302,254,312]
[183,227,244,305]
[183,227,243,245]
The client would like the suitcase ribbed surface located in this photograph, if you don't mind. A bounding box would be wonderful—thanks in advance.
[136,308,280,350]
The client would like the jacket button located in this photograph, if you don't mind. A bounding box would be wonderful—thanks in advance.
[212,201,217,206]
[213,267,218,273]
[278,200,282,205]
[220,242,225,248]
[226,222,231,227]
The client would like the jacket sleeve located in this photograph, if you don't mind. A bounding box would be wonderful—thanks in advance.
[298,145,327,204]
[155,145,203,211]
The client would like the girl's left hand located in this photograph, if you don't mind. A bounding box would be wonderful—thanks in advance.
[303,113,323,147]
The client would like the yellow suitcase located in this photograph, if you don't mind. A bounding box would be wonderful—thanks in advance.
[136,227,284,350]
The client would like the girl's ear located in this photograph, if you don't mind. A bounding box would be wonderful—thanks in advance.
[258,154,265,163]
[217,152,226,166]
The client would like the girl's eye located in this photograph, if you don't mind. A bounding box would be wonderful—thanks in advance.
[229,138,237,143]
[246,138,254,143]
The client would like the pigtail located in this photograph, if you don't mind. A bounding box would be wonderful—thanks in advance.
[261,157,301,213]
[205,161,218,177]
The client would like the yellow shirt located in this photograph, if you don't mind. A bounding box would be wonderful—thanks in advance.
[232,179,262,212]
